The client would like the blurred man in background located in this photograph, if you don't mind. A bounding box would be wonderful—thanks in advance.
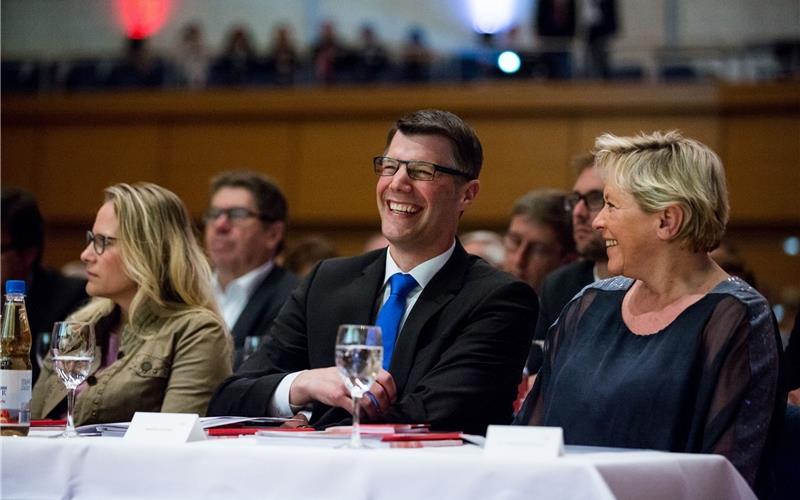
[204,171,298,369]
[502,189,576,294]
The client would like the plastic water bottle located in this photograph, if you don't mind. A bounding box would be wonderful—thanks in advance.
[1,280,33,436]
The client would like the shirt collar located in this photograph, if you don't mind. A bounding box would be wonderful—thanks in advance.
[213,260,274,298]
[382,240,456,289]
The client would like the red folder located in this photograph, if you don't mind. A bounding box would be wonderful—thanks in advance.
[31,419,66,427]
[380,432,462,442]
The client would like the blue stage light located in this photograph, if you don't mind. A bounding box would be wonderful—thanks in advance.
[784,236,799,256]
[498,51,521,74]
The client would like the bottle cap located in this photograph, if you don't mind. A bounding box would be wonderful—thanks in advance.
[5,280,26,294]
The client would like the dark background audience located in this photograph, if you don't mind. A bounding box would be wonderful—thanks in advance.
[1,187,88,384]
[3,0,796,93]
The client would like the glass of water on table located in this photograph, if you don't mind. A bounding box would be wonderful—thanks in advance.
[51,321,95,437]
[335,324,382,448]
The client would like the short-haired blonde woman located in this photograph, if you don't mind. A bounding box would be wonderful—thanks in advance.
[515,131,781,488]
[32,183,232,425]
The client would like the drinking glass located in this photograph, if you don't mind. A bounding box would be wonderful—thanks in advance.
[334,324,382,449]
[51,321,95,437]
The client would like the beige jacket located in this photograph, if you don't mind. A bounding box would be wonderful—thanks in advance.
[31,303,232,425]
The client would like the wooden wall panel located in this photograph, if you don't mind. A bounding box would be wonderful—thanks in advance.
[163,124,293,215]
[38,125,160,219]
[722,115,800,222]
[292,120,388,223]
[467,118,572,223]
[732,230,800,334]
[575,116,720,152]
[45,223,87,273]
[1,127,38,191]
[3,83,797,300]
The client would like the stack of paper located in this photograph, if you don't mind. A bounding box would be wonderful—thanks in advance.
[256,424,465,448]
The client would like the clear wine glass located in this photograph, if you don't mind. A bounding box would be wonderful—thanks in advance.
[335,324,382,449]
[51,321,95,437]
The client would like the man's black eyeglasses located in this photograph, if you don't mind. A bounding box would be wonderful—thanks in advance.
[564,190,604,212]
[373,156,474,181]
[86,231,117,255]
[203,207,269,223]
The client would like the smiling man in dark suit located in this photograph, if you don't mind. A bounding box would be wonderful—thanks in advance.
[208,110,537,434]
[204,171,298,369]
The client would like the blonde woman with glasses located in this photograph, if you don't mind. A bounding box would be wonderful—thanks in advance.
[32,183,232,426]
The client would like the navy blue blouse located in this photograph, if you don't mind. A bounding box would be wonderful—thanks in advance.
[515,276,780,486]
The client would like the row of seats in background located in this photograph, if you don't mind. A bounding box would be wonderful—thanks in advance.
[0,54,722,93]
[4,38,799,94]
[2,54,435,93]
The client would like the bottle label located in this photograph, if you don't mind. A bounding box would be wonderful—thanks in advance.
[0,369,32,427]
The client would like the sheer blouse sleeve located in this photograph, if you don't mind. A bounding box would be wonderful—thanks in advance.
[693,292,780,485]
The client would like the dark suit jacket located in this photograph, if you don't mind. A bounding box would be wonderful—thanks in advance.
[230,265,298,369]
[208,243,538,435]
[25,267,88,383]
[527,259,595,373]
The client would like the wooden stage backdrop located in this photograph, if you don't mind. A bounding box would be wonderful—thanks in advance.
[2,81,799,313]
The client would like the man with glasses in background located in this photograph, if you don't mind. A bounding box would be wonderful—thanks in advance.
[502,189,576,295]
[208,109,537,434]
[204,171,298,369]
[526,153,609,374]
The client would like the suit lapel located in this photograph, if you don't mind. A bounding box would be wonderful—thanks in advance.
[338,253,384,323]
[389,243,469,394]
[231,269,279,344]
[315,251,386,368]
[351,255,386,325]
[310,254,386,429]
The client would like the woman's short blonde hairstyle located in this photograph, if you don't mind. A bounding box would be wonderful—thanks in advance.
[594,131,729,252]
[73,182,219,324]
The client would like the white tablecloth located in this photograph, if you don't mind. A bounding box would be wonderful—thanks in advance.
[1,435,755,500]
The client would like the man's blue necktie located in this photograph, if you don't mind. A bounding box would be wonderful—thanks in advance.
[376,273,418,370]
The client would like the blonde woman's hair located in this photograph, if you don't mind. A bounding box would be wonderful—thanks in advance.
[593,131,729,252]
[72,182,219,324]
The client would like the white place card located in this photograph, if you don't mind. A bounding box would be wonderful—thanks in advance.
[123,412,206,444]
[484,425,564,459]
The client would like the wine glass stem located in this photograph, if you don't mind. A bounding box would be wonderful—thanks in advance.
[351,395,362,448]
[65,388,77,437]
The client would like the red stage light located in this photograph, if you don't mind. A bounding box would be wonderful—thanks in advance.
[116,0,172,39]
